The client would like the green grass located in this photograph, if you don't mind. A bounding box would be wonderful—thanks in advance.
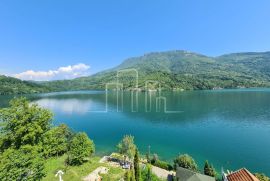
[43,155,125,181]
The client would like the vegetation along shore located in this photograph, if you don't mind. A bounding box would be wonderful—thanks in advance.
[0,97,269,180]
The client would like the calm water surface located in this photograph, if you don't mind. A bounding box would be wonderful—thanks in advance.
[0,89,270,174]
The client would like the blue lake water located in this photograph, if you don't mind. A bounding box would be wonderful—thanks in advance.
[0,89,270,175]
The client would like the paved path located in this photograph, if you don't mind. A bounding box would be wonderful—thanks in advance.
[151,166,175,181]
[83,166,109,181]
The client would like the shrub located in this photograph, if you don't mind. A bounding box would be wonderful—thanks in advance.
[204,160,216,177]
[117,135,136,160]
[174,154,198,171]
[68,132,95,165]
[151,159,173,171]
[42,124,73,158]
[0,97,52,150]
[254,173,270,181]
[0,145,45,181]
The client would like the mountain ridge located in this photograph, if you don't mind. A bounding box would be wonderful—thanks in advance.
[1,50,270,95]
[0,75,51,95]
[41,50,270,91]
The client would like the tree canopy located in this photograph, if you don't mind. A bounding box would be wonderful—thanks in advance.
[254,173,270,181]
[204,160,216,177]
[0,145,45,181]
[0,75,50,95]
[117,135,137,160]
[42,124,73,158]
[174,154,198,172]
[0,97,53,150]
[0,97,96,180]
[134,148,140,181]
[68,132,95,165]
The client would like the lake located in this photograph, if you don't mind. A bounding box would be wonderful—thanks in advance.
[0,89,270,175]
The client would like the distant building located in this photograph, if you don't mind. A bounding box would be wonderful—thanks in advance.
[222,168,259,181]
[176,167,215,181]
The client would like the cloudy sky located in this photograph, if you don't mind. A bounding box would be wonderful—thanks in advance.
[0,0,270,80]
[14,63,90,81]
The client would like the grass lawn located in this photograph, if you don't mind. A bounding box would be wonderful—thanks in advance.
[43,155,125,181]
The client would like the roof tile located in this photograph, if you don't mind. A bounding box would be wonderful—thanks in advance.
[227,168,259,181]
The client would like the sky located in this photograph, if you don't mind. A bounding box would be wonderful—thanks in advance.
[0,0,270,80]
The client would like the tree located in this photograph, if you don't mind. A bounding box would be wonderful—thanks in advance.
[174,154,198,171]
[146,145,151,163]
[124,170,131,181]
[117,135,136,160]
[134,148,140,181]
[141,164,164,181]
[124,169,135,181]
[146,164,152,181]
[254,173,270,181]
[0,97,53,150]
[0,145,45,181]
[152,154,159,163]
[42,124,73,158]
[68,132,95,165]
[204,160,216,177]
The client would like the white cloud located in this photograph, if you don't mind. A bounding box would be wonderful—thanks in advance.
[14,63,90,81]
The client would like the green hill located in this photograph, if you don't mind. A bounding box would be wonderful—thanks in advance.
[0,75,51,95]
[43,50,270,91]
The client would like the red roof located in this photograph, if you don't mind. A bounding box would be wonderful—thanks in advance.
[227,168,259,181]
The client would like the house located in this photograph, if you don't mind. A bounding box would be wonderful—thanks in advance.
[176,167,215,181]
[222,168,259,181]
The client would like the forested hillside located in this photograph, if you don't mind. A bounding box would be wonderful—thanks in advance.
[1,50,270,95]
[43,50,270,91]
[0,75,50,95]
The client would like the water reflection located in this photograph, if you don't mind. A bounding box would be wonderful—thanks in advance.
[1,89,270,174]
[1,90,270,126]
[34,98,93,114]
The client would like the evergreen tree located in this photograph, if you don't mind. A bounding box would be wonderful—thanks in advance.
[124,170,131,181]
[146,165,152,181]
[134,148,140,181]
[130,167,136,181]
[204,160,216,177]
[146,145,151,163]
[124,169,136,181]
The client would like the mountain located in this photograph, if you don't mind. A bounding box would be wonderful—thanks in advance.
[0,75,51,95]
[42,50,270,91]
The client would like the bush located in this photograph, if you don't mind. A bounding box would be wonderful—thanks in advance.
[42,124,73,158]
[204,160,216,177]
[151,159,173,171]
[68,132,95,165]
[117,135,137,160]
[174,154,198,171]
[0,145,45,181]
[254,173,270,181]
[0,97,52,150]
